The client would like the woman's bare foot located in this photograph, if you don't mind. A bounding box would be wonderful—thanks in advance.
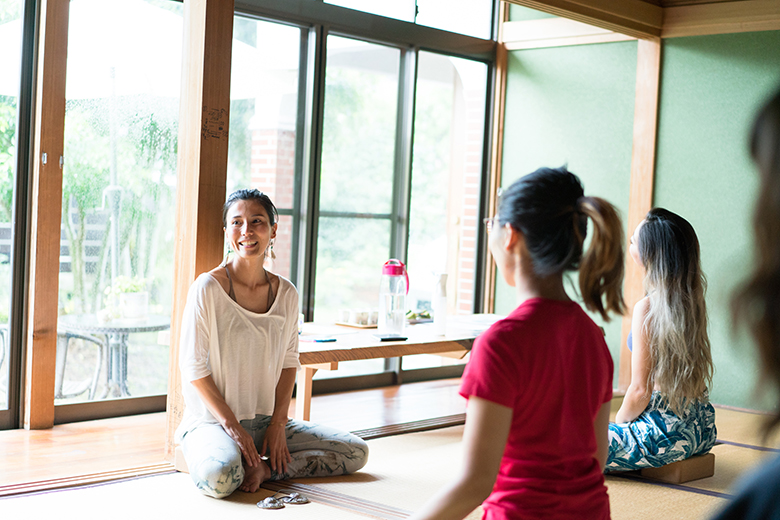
[239,461,271,493]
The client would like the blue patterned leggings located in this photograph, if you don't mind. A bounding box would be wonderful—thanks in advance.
[605,391,717,473]
[180,416,369,498]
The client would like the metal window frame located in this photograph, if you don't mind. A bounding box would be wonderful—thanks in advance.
[0,0,38,430]
[1,0,498,426]
[235,0,498,391]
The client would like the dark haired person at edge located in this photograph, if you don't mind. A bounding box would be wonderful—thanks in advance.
[605,208,716,472]
[175,189,368,499]
[411,167,626,520]
[711,89,780,520]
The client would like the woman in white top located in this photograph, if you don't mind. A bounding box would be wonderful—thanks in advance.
[175,189,368,499]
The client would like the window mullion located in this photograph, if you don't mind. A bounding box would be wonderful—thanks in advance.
[389,46,417,262]
[298,25,327,321]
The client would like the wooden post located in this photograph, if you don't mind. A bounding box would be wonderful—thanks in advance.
[295,367,317,421]
[24,0,69,430]
[619,37,661,390]
[165,0,235,458]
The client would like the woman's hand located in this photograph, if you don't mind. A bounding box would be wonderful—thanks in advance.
[261,421,292,474]
[223,419,262,467]
[189,375,263,467]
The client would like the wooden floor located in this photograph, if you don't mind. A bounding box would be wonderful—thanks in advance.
[0,378,466,495]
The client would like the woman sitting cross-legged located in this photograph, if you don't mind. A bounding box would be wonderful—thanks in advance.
[411,166,626,520]
[175,189,368,499]
[606,208,716,472]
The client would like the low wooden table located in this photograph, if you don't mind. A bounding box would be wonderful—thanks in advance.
[295,314,502,420]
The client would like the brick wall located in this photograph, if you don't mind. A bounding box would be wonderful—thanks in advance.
[455,89,485,314]
[250,128,295,280]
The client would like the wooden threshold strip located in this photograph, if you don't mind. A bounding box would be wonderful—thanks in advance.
[0,463,175,498]
[262,481,411,520]
[352,413,466,440]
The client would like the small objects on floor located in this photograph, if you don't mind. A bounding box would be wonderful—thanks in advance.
[279,491,310,504]
[257,491,310,509]
[257,497,285,510]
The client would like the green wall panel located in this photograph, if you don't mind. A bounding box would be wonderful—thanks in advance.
[499,41,638,385]
[654,31,780,409]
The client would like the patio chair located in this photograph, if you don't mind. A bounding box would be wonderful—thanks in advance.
[0,323,7,372]
[55,331,107,400]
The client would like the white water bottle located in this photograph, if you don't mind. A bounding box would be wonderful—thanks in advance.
[378,259,408,335]
[432,273,448,335]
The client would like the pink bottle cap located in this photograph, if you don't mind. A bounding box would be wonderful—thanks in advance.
[382,259,409,294]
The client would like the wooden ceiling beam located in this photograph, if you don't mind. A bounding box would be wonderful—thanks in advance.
[505,0,664,38]
[663,0,780,37]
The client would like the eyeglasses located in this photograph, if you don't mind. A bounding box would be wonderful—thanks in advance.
[483,216,498,234]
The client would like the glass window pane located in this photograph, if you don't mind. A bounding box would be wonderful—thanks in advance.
[405,52,487,369]
[314,217,391,323]
[324,0,415,23]
[313,359,385,380]
[56,0,182,404]
[226,17,301,280]
[325,0,493,39]
[0,0,22,411]
[402,352,470,370]
[320,36,399,214]
[416,0,493,39]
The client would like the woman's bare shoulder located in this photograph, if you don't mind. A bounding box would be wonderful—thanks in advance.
[633,296,650,314]
[204,266,230,295]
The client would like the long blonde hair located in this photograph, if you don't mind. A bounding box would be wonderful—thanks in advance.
[639,208,713,415]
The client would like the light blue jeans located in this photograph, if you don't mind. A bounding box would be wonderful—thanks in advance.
[180,416,369,498]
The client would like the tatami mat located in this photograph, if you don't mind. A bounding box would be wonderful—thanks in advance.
[0,472,371,519]
[712,406,780,448]
[2,408,776,520]
[606,475,727,520]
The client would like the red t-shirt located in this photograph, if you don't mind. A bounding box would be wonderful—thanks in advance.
[460,298,613,520]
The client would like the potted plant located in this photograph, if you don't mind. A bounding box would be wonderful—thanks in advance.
[102,276,148,321]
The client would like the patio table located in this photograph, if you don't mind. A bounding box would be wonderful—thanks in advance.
[58,314,170,398]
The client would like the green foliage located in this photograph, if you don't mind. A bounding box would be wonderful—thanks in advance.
[410,78,453,244]
[314,217,391,319]
[320,66,397,214]
[0,0,21,25]
[233,16,257,47]
[143,0,182,16]
[61,95,178,316]
[0,97,16,221]
[105,275,147,296]
[228,98,253,190]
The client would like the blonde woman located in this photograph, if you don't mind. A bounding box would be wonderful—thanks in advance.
[606,208,716,472]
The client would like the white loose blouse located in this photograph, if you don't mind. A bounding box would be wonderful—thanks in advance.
[175,272,301,443]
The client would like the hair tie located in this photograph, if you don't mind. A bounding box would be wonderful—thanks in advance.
[575,196,586,215]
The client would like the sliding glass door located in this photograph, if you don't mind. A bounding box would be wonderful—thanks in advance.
[0,0,23,429]
[55,0,182,410]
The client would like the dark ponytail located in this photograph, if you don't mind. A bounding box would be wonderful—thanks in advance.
[498,167,626,321]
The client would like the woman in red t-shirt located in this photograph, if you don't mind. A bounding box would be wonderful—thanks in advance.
[411,167,626,520]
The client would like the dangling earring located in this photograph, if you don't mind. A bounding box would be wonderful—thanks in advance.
[267,239,276,260]
[222,245,232,267]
